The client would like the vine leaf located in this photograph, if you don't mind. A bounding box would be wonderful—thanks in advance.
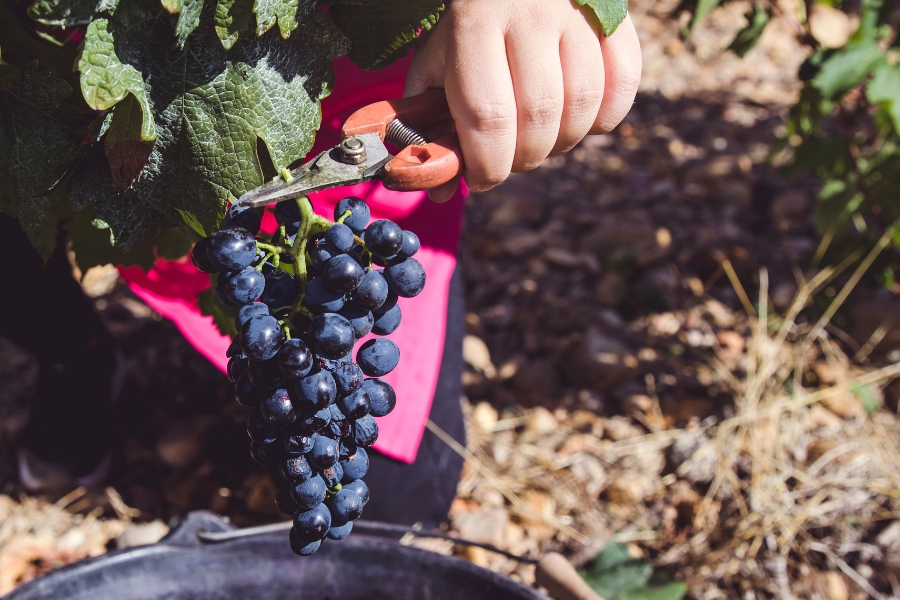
[79,18,156,140]
[726,3,770,58]
[867,62,900,133]
[329,0,444,71]
[104,93,155,192]
[215,0,254,49]
[812,42,885,100]
[28,0,119,26]
[0,62,76,258]
[198,281,239,335]
[687,0,722,32]
[161,0,205,46]
[74,0,348,248]
[254,0,303,38]
[573,0,628,37]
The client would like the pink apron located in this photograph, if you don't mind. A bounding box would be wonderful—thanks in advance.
[119,56,466,464]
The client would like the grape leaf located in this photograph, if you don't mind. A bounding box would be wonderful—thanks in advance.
[160,0,205,46]
[573,0,628,37]
[28,0,118,26]
[255,0,303,38]
[329,0,444,71]
[215,0,254,49]
[726,3,770,58]
[198,281,239,335]
[104,93,155,192]
[0,62,77,258]
[75,0,348,248]
[812,42,885,100]
[687,0,722,32]
[867,61,900,133]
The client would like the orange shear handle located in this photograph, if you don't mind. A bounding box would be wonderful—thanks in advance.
[342,89,463,192]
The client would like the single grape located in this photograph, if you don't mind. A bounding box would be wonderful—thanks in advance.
[215,272,239,306]
[260,389,295,426]
[278,339,313,379]
[248,358,287,389]
[227,355,248,383]
[357,338,400,377]
[337,388,370,420]
[308,234,340,271]
[318,351,353,373]
[325,223,355,253]
[372,303,401,335]
[293,503,332,542]
[289,473,327,511]
[397,230,420,258]
[308,313,355,360]
[353,414,378,447]
[249,440,280,466]
[350,270,389,311]
[225,204,262,235]
[208,227,257,271]
[330,488,364,521]
[289,531,322,556]
[321,462,343,488]
[343,480,369,505]
[284,431,315,455]
[234,302,269,331]
[247,406,280,444]
[226,336,244,358]
[191,238,219,273]
[234,373,270,408]
[363,220,403,258]
[339,438,358,460]
[275,200,301,235]
[324,254,365,293]
[327,404,351,438]
[294,406,331,432]
[341,447,369,482]
[259,270,295,309]
[307,435,339,469]
[225,266,265,304]
[338,305,374,339]
[281,454,312,483]
[333,363,364,396]
[290,312,312,338]
[275,486,299,515]
[334,196,370,233]
[292,369,337,410]
[384,257,426,298]
[326,518,353,540]
[304,277,345,313]
[240,315,283,361]
[362,379,396,417]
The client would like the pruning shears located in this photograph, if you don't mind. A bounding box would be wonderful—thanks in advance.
[236,89,463,208]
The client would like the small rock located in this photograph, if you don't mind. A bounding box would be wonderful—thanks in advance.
[604,416,644,441]
[809,3,853,48]
[463,335,495,378]
[525,406,558,436]
[669,430,716,484]
[569,455,608,497]
[824,572,849,600]
[80,264,120,298]
[116,520,170,549]
[563,328,637,390]
[453,506,509,549]
[603,471,655,505]
[568,409,605,438]
[704,299,735,328]
[472,402,499,433]
[822,393,862,419]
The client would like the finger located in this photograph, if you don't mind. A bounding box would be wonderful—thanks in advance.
[506,28,565,172]
[442,17,517,192]
[590,14,642,135]
[427,174,461,203]
[404,26,446,97]
[553,16,605,155]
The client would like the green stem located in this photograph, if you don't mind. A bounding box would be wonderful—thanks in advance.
[336,209,352,224]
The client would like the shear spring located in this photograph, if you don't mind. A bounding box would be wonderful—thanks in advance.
[386,119,429,149]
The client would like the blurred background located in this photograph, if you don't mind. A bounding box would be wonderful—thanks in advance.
[2,0,900,598]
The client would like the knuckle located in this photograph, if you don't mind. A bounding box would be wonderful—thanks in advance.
[466,101,517,134]
[520,93,563,130]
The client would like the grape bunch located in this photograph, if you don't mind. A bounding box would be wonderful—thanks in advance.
[190,195,425,556]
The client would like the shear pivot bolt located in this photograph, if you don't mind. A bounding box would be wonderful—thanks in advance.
[339,136,367,165]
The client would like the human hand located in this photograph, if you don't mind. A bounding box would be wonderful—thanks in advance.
[405,0,642,202]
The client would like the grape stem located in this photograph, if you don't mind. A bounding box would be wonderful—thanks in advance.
[289,196,331,321]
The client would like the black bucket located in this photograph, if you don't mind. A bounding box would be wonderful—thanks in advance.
[4,511,545,600]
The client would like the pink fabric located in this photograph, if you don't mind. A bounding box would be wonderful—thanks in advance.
[119,56,466,464]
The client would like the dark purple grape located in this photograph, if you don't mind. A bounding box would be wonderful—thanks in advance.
[337,388,370,420]
[334,197,370,233]
[327,404,351,438]
[334,363,364,396]
[325,223,355,253]
[289,531,321,556]
[215,272,239,305]
[240,315,283,361]
[249,440,280,466]
[292,369,337,410]
[278,338,313,378]
[290,473,327,511]
[208,227,257,271]
[356,338,400,377]
[384,257,426,298]
[191,238,218,273]
[235,302,269,331]
[259,270,295,309]
[372,303,401,335]
[324,254,365,293]
[294,406,331,432]
[326,519,353,540]
[338,305,373,339]
[227,355,248,383]
[330,487,364,521]
[362,378,396,417]
[276,486,299,515]
[350,270,389,311]
[343,480,369,506]
[293,503,331,542]
[363,220,403,258]
[260,389,295,426]
[341,447,369,482]
[281,454,312,483]
[284,431,315,455]
[247,406,279,444]
[248,358,287,389]
[234,373,270,408]
[226,336,243,358]
[318,351,353,373]
[321,462,343,488]
[309,233,340,271]
[304,277,345,313]
[308,314,355,360]
[353,414,378,447]
[225,204,262,235]
[397,230,420,258]
[307,435,339,469]
[225,266,266,304]
[275,200,301,235]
